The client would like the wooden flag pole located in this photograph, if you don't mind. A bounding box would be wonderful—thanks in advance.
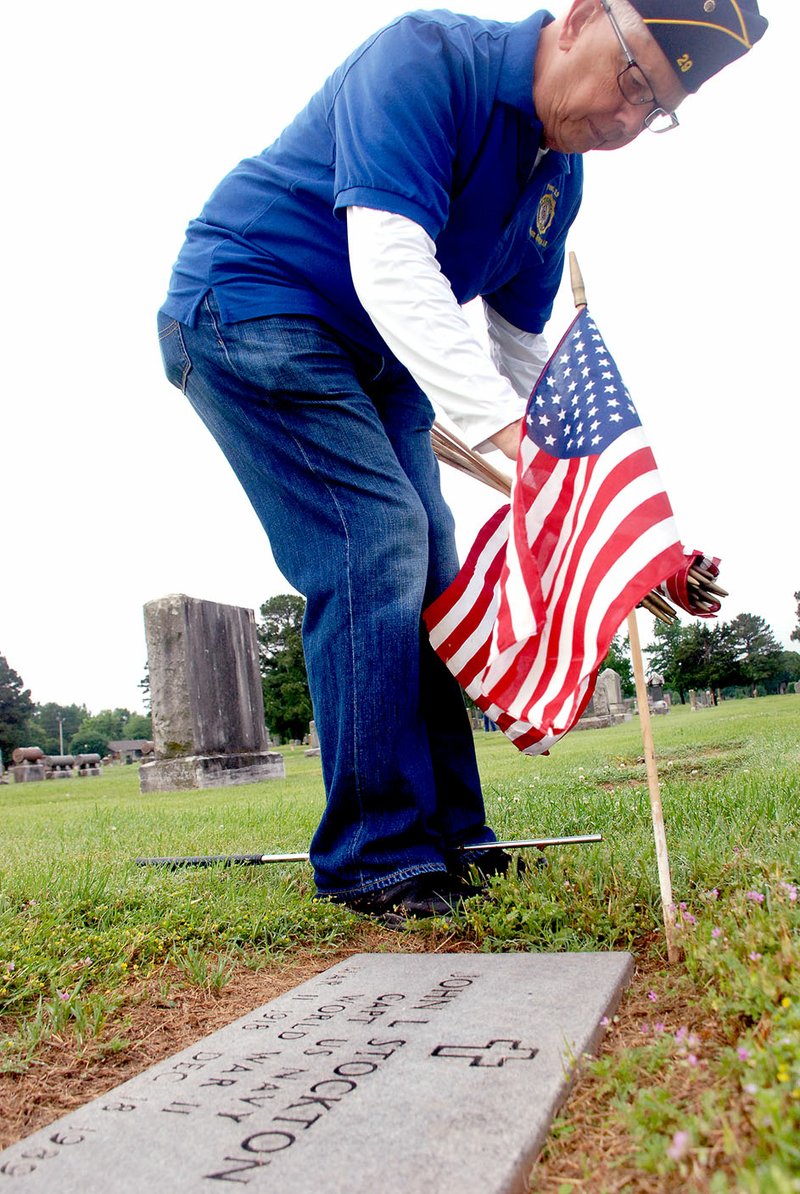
[626,605,681,962]
[568,251,681,964]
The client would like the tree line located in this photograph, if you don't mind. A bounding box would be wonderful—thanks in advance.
[258,595,800,735]
[4,592,799,762]
[0,654,152,765]
[643,609,800,703]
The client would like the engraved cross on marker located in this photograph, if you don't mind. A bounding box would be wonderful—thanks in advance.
[431,1039,539,1067]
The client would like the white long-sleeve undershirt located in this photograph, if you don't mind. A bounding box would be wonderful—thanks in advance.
[346,206,549,453]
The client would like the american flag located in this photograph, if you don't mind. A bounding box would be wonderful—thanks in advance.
[425,306,687,755]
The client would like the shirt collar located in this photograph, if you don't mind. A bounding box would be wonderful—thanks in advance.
[497,10,574,173]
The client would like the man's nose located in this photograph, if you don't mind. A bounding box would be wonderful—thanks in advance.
[611,101,648,144]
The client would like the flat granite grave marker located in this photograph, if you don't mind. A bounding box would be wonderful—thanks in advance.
[0,952,632,1193]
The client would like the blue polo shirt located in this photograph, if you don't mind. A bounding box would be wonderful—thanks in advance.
[162,9,583,349]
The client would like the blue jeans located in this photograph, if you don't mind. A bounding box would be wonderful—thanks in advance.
[157,295,494,896]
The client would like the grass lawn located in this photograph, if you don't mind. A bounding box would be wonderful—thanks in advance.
[1,696,798,1190]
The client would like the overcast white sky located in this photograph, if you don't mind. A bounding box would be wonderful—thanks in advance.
[2,0,796,716]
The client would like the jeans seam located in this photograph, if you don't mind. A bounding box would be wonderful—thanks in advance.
[159,317,193,393]
[270,406,366,884]
[201,300,368,881]
[324,862,447,899]
[175,322,193,394]
[158,317,178,341]
[203,295,243,380]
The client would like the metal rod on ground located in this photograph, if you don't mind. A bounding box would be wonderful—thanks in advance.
[134,834,602,869]
[569,250,680,965]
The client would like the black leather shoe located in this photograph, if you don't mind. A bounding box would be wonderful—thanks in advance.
[448,847,536,885]
[331,873,480,928]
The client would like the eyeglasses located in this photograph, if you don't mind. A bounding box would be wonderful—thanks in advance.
[599,0,679,134]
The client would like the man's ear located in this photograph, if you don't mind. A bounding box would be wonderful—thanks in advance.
[559,0,601,50]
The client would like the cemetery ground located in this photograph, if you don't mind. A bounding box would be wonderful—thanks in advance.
[0,698,797,1192]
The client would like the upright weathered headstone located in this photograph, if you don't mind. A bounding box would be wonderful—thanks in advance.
[597,667,622,709]
[575,669,631,732]
[0,951,633,1193]
[140,594,284,792]
[646,672,665,703]
[304,720,321,758]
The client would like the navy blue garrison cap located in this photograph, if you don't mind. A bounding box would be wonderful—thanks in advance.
[627,0,768,92]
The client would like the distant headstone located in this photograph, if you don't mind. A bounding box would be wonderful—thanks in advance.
[11,747,45,784]
[75,754,102,777]
[11,765,45,784]
[140,594,284,792]
[575,668,629,731]
[304,720,321,758]
[0,952,632,1193]
[43,755,76,779]
[598,667,622,709]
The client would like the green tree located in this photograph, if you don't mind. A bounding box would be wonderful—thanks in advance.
[70,708,133,757]
[258,595,313,742]
[729,612,782,694]
[791,591,800,645]
[138,662,151,712]
[124,713,153,739]
[674,621,741,701]
[775,650,800,687]
[0,654,35,764]
[600,634,634,697]
[26,702,87,755]
[644,619,689,700]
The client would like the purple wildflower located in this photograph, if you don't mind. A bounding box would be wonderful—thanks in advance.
[667,1130,690,1161]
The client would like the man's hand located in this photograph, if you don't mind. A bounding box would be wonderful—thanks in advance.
[489,418,524,460]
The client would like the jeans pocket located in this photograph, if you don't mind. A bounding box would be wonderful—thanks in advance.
[157,310,193,393]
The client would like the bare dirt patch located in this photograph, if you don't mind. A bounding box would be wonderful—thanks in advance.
[530,949,747,1193]
[0,925,474,1150]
